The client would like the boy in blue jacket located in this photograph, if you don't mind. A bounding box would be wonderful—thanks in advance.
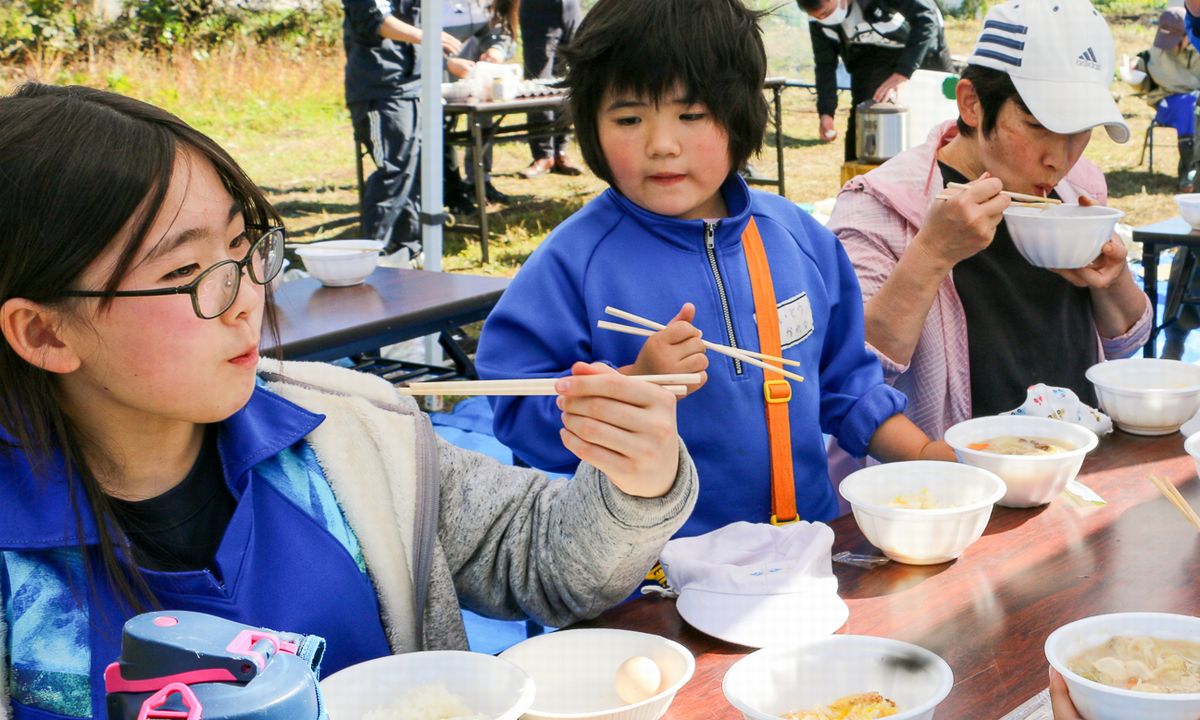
[475,0,954,537]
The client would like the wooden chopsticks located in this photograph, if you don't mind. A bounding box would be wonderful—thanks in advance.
[598,306,805,383]
[397,373,701,397]
[1148,475,1200,532]
[936,181,1063,208]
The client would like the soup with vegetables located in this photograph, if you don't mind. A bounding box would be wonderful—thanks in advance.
[1067,636,1200,693]
[967,436,1074,456]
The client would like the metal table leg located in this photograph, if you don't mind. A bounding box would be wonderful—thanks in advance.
[773,86,786,197]
[471,111,490,263]
[1144,240,1161,357]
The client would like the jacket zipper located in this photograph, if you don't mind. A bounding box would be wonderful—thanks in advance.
[704,220,743,375]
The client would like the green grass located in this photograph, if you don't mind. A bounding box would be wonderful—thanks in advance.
[0,8,1181,276]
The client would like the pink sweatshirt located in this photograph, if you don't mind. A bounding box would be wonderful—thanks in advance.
[825,121,1152,486]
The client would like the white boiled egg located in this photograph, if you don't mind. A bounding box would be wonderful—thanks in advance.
[613,655,662,704]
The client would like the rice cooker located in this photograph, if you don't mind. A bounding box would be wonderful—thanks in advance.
[855,99,909,163]
[105,610,328,720]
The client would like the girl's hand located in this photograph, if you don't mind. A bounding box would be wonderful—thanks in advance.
[1049,669,1084,720]
[556,362,680,498]
[623,303,708,396]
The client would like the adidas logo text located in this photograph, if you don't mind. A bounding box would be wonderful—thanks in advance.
[1076,47,1100,70]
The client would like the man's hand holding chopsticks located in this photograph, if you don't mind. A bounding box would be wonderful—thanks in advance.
[555,362,681,499]
[620,303,708,396]
[921,173,1009,269]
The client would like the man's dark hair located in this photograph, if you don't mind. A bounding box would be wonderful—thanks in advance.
[956,64,1034,138]
[561,0,768,187]
[796,0,824,13]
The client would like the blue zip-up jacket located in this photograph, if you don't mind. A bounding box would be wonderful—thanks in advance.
[475,175,907,536]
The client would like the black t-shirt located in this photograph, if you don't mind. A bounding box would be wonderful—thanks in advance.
[939,162,1100,417]
[109,428,235,573]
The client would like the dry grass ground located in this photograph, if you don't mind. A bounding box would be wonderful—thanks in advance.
[0,10,1177,277]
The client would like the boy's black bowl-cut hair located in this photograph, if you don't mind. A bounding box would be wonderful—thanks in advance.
[561,0,769,187]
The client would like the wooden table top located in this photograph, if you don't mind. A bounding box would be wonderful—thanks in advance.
[581,430,1200,719]
[263,267,509,361]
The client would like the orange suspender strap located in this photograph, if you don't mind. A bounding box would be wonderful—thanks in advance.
[740,217,799,525]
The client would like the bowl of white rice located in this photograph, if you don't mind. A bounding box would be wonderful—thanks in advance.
[320,650,535,720]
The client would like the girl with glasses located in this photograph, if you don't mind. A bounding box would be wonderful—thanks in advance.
[0,83,697,719]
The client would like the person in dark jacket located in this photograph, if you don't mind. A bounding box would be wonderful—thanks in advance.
[517,0,585,178]
[798,0,952,162]
[343,0,473,261]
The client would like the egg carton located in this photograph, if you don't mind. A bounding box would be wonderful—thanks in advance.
[514,78,565,98]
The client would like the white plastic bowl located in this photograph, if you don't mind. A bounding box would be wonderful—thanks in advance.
[1176,194,1200,229]
[1186,433,1200,479]
[320,650,535,720]
[1003,205,1123,269]
[498,628,694,720]
[838,461,1006,565]
[944,415,1098,508]
[1046,612,1200,720]
[294,239,384,287]
[1087,358,1200,435]
[723,635,953,720]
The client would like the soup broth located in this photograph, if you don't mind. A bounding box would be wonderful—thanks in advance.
[967,436,1074,456]
[1067,635,1200,694]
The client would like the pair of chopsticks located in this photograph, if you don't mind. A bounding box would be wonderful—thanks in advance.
[1148,474,1200,532]
[935,181,1063,209]
[597,306,805,383]
[396,373,701,396]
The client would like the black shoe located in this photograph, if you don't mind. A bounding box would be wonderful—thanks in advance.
[446,191,477,216]
[484,182,511,205]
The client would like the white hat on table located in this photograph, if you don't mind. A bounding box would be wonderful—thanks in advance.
[659,521,849,649]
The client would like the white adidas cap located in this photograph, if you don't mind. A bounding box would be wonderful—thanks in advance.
[658,521,849,649]
[967,0,1130,143]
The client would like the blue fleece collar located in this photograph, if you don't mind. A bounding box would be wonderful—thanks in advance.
[604,173,753,252]
[0,382,323,550]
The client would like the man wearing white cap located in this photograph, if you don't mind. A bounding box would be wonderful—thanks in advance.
[824,0,1152,478]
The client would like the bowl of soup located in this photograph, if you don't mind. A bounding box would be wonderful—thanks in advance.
[723,635,953,720]
[1086,359,1200,436]
[839,461,1006,565]
[1003,204,1123,269]
[1046,612,1200,720]
[944,415,1098,508]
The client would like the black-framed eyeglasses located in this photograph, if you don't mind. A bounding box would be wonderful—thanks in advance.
[61,225,287,320]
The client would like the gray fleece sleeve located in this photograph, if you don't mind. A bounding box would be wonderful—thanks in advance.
[434,438,697,628]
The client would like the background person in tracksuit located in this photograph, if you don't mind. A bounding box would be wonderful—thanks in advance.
[797,0,952,162]
[517,0,585,178]
[342,0,473,261]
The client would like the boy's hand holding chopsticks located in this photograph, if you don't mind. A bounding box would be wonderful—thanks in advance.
[619,303,709,396]
[921,173,1009,268]
[557,362,681,499]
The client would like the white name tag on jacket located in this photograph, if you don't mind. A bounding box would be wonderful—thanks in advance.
[777,292,814,348]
